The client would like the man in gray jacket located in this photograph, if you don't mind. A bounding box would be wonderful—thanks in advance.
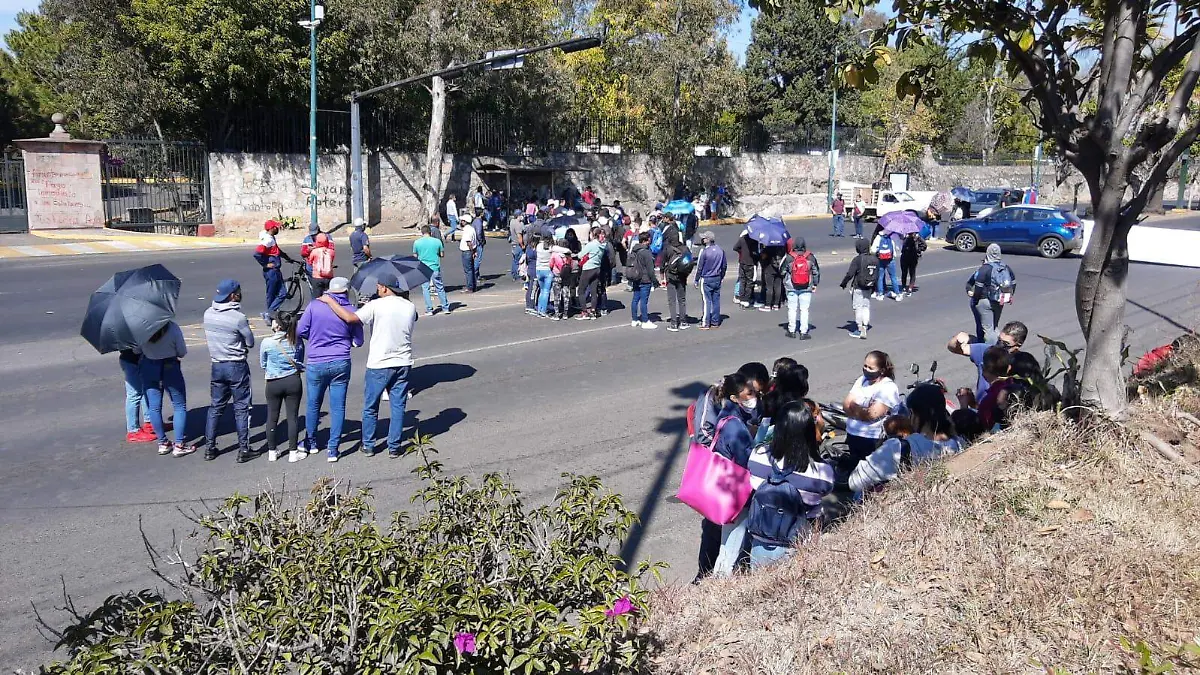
[203,279,256,463]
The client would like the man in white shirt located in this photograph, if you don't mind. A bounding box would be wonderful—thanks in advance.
[458,216,478,292]
[446,194,459,240]
[318,272,417,458]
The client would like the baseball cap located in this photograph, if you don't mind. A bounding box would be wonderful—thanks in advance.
[214,279,241,303]
[264,219,281,231]
[328,277,350,294]
[377,272,403,295]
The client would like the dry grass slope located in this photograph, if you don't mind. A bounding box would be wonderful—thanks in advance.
[647,395,1200,674]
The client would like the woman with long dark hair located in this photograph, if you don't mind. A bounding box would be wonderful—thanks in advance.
[139,321,196,457]
[260,312,308,462]
[745,401,836,567]
[849,383,964,493]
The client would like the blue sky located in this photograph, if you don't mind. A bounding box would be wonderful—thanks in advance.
[0,0,761,59]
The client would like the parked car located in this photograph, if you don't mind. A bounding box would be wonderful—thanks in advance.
[945,205,1084,258]
[950,187,1025,220]
[850,187,937,220]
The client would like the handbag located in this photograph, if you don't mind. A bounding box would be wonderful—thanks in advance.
[676,416,753,525]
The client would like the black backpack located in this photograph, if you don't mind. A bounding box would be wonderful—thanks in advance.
[855,253,880,290]
[746,460,809,547]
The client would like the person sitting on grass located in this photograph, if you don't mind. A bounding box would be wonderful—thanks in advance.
[848,383,965,495]
[745,401,836,568]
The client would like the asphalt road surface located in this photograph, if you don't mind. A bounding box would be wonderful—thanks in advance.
[2,217,1199,670]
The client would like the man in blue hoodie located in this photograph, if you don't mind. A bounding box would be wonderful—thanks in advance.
[694,231,727,329]
[203,280,256,463]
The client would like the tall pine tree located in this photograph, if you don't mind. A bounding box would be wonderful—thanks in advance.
[744,0,856,145]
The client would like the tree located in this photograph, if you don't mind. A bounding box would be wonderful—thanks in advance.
[396,0,561,220]
[806,0,1200,415]
[848,43,947,175]
[744,0,858,145]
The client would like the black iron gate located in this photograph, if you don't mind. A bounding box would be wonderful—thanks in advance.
[0,149,27,234]
[102,139,211,234]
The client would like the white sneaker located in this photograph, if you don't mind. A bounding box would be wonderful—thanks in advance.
[326,449,339,463]
[641,321,658,330]
[894,294,903,302]
[631,320,641,328]
[157,442,172,456]
[288,450,306,463]
[268,450,279,462]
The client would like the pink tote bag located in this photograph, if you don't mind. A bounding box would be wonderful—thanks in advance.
[676,417,753,524]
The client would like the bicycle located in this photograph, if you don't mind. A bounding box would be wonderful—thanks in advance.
[278,261,309,316]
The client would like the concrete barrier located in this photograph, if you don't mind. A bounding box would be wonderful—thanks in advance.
[1080,221,1200,267]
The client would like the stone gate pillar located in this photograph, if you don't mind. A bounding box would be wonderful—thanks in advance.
[12,113,107,230]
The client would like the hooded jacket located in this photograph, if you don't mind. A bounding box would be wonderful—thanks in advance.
[840,238,875,289]
[203,301,255,362]
[658,221,690,280]
[629,242,657,284]
[781,237,820,291]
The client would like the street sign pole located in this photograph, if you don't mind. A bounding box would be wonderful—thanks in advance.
[828,45,838,209]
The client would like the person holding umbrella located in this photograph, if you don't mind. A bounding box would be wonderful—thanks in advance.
[297,277,364,462]
[139,320,195,457]
[81,264,194,455]
[202,279,256,463]
[317,272,418,458]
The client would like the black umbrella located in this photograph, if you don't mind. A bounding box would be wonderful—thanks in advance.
[350,255,434,295]
[80,264,181,354]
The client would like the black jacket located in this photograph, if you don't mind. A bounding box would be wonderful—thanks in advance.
[629,243,657,284]
[658,223,690,280]
[840,238,874,289]
[733,234,760,266]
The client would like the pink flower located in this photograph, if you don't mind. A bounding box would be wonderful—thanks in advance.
[453,632,477,655]
[604,596,634,618]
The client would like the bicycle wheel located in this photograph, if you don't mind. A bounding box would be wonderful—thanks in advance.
[280,274,307,315]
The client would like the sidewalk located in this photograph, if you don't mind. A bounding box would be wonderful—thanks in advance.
[0,226,435,260]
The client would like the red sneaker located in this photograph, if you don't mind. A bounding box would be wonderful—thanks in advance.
[140,422,154,434]
[127,430,157,443]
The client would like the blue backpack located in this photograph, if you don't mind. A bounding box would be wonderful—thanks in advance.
[746,459,809,547]
[875,235,894,261]
[649,227,665,255]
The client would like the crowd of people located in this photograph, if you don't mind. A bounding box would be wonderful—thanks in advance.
[118,271,419,464]
[688,317,1059,578]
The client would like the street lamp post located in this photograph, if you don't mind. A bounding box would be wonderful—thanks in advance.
[348,33,603,227]
[300,2,324,234]
[828,45,839,210]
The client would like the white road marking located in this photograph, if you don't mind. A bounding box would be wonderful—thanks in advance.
[11,246,51,256]
[419,323,625,362]
[63,243,102,254]
[920,264,984,278]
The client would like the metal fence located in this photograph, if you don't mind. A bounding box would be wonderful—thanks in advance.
[102,139,211,232]
[0,149,27,234]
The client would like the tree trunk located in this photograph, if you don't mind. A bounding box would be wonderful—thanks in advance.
[1074,182,1133,415]
[421,73,447,224]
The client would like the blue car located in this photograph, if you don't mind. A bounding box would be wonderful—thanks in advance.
[945,205,1084,259]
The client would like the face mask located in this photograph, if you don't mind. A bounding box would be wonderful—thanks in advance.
[863,369,881,382]
[739,397,758,413]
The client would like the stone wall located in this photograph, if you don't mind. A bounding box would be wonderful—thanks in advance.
[208,149,1086,235]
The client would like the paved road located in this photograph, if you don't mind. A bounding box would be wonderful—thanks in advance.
[2,220,1199,670]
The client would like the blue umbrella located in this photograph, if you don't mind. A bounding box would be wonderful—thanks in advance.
[744,214,790,246]
[663,199,695,216]
[879,209,925,236]
[81,264,181,354]
[350,255,433,295]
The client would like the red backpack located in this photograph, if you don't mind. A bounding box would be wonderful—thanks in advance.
[790,251,813,288]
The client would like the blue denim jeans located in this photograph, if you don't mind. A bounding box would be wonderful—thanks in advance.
[461,251,477,292]
[447,214,459,239]
[206,360,252,452]
[700,277,722,326]
[510,244,522,280]
[536,269,554,314]
[140,357,187,445]
[120,357,148,432]
[362,365,411,455]
[787,289,812,333]
[630,281,650,323]
[853,215,863,237]
[306,359,351,454]
[750,539,793,569]
[877,258,900,296]
[263,267,286,313]
[474,243,484,273]
[421,269,450,313]
[713,506,749,577]
[832,213,845,236]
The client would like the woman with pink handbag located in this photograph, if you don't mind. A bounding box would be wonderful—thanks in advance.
[680,373,760,578]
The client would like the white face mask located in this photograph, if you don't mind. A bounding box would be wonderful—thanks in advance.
[739,397,758,413]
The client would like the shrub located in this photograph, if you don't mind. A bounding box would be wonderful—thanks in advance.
[37,437,664,674]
